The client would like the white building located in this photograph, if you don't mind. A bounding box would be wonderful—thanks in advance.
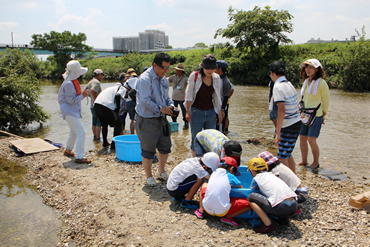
[113,30,169,51]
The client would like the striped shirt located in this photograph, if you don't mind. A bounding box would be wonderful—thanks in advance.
[271,164,301,191]
[273,76,301,128]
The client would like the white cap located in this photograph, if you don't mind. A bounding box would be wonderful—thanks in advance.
[62,60,88,81]
[201,152,220,172]
[300,59,323,69]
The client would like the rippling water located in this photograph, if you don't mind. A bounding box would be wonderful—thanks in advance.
[25,82,370,183]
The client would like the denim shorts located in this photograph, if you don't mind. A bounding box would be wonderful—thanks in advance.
[299,115,323,138]
[269,102,278,120]
[193,138,207,157]
[126,100,136,120]
[90,108,101,127]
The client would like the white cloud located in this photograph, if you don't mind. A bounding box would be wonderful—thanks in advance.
[49,14,97,29]
[146,23,173,31]
[0,22,19,31]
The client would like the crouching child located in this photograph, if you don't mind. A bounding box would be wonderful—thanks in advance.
[167,152,220,210]
[247,157,298,233]
[195,157,251,227]
[258,151,308,205]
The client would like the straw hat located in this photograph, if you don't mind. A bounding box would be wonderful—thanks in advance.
[174,63,185,71]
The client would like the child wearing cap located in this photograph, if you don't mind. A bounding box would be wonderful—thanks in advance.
[247,157,298,233]
[167,152,220,210]
[195,157,251,227]
[258,151,308,204]
[193,129,242,166]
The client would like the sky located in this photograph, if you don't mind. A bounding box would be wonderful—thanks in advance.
[1,0,369,49]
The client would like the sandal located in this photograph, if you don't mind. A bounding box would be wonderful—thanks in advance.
[63,149,75,157]
[75,158,91,164]
[254,223,275,233]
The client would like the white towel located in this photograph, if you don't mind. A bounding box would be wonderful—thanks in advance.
[301,78,321,96]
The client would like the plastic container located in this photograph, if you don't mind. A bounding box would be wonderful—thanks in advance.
[230,166,261,219]
[112,135,141,162]
[169,122,179,132]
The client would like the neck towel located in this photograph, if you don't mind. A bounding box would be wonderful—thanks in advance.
[72,79,82,95]
[301,78,321,96]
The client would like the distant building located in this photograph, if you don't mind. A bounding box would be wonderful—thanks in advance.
[306,36,356,44]
[113,30,169,51]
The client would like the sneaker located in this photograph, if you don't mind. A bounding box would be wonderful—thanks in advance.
[194,209,205,219]
[221,217,239,227]
[254,223,275,233]
[172,197,184,202]
[155,172,169,180]
[291,207,301,217]
[146,177,156,186]
[275,217,290,225]
[180,199,198,210]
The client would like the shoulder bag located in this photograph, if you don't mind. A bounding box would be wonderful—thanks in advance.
[299,95,321,126]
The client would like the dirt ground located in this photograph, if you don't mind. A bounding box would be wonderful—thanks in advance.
[1,136,370,246]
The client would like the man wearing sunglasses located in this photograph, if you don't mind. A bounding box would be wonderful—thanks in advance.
[135,52,177,185]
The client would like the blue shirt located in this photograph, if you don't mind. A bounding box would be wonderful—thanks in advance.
[58,80,84,120]
[226,171,241,188]
[135,67,174,118]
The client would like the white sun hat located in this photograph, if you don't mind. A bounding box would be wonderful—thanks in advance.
[62,60,88,81]
[300,59,323,69]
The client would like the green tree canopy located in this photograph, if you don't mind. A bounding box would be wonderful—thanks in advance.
[193,42,208,48]
[30,31,92,76]
[0,49,49,129]
[215,5,294,53]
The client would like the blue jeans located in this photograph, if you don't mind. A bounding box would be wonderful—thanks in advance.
[190,107,217,150]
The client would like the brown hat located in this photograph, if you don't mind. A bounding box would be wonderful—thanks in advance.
[199,54,217,70]
[126,68,135,73]
[174,63,185,71]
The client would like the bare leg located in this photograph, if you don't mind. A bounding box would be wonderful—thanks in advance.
[249,202,272,226]
[191,150,196,157]
[271,119,277,128]
[297,135,308,165]
[308,136,320,168]
[95,126,101,139]
[142,157,153,179]
[226,205,251,218]
[92,126,95,138]
[185,178,203,201]
[130,120,135,134]
[157,153,168,175]
[198,182,207,213]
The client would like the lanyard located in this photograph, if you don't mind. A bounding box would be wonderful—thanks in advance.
[177,75,184,87]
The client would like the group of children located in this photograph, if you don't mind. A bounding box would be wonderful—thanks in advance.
[166,146,308,233]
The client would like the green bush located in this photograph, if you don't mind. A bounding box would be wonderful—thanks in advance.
[0,49,49,129]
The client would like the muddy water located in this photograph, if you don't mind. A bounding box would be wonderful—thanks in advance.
[0,157,61,246]
[23,82,370,183]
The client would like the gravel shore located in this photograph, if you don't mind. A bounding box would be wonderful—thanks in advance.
[1,136,369,246]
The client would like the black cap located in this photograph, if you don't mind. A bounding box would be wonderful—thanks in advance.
[216,60,228,68]
[223,141,242,166]
[199,54,217,69]
[269,61,286,75]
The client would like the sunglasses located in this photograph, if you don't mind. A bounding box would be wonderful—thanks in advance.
[159,65,170,70]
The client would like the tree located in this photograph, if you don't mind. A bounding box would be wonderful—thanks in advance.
[0,49,49,129]
[215,6,293,56]
[30,31,92,76]
[193,42,208,48]
[214,5,294,84]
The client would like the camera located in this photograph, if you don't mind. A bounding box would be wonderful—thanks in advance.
[171,107,180,117]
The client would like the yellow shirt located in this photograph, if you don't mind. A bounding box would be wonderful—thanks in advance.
[303,78,330,118]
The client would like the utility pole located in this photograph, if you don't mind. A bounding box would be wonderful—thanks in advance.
[11,32,14,47]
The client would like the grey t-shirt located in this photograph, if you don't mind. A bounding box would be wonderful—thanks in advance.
[85,78,102,108]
